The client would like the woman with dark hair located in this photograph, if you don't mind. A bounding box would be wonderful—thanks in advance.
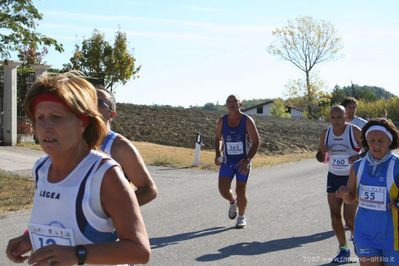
[337,119,399,265]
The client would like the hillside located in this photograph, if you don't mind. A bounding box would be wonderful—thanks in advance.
[112,103,328,155]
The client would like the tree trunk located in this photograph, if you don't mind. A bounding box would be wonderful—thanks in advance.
[305,70,311,118]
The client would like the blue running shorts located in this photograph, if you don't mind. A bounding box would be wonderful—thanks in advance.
[219,161,250,182]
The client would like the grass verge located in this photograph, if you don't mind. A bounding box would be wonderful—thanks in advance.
[0,170,34,214]
[133,141,315,170]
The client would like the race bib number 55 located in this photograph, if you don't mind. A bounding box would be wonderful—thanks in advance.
[28,223,75,251]
[358,185,387,211]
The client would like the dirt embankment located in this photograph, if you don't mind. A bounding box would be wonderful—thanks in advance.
[113,103,328,155]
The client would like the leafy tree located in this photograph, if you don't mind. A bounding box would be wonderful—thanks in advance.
[330,85,346,105]
[270,99,291,119]
[331,83,394,104]
[64,29,140,93]
[203,102,217,111]
[284,72,331,119]
[268,16,342,115]
[0,0,63,59]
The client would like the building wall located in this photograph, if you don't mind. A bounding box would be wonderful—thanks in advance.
[244,103,273,116]
[291,109,304,119]
[244,103,304,119]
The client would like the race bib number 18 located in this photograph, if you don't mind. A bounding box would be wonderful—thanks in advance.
[28,223,75,251]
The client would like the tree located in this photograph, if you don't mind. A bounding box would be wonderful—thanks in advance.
[284,72,331,119]
[64,29,140,93]
[15,39,54,116]
[270,99,291,119]
[268,16,342,116]
[203,102,217,111]
[0,0,63,59]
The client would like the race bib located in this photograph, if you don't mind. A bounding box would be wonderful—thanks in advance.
[358,185,387,211]
[329,155,350,172]
[226,142,244,155]
[29,223,75,251]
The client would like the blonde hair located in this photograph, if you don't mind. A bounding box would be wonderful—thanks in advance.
[25,71,107,150]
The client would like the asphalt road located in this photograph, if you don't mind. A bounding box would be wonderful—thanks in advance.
[0,147,359,265]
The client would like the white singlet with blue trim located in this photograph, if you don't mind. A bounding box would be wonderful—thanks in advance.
[349,116,367,130]
[324,124,360,176]
[29,150,127,266]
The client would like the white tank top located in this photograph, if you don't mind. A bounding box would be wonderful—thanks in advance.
[28,150,127,266]
[324,124,360,176]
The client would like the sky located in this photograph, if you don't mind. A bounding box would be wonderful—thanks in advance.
[28,0,399,107]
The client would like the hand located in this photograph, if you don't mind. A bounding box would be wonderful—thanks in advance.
[336,185,350,199]
[348,155,360,164]
[6,234,32,263]
[316,150,325,163]
[238,158,250,175]
[214,156,221,166]
[28,245,77,266]
[388,200,399,211]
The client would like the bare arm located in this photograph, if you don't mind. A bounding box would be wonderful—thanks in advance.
[336,165,357,204]
[245,116,261,161]
[353,126,363,147]
[112,135,157,206]
[316,128,328,163]
[214,117,223,166]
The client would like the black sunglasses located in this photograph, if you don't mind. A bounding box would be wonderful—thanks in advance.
[98,99,113,111]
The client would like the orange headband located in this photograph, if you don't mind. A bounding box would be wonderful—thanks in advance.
[31,93,89,126]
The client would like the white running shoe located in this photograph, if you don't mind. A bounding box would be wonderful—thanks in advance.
[236,215,247,229]
[228,201,238,220]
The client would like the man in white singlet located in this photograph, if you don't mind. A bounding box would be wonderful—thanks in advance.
[341,97,367,129]
[317,105,362,263]
[96,87,157,206]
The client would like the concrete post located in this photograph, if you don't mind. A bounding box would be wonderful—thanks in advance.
[2,60,21,145]
[193,132,203,167]
[31,64,51,80]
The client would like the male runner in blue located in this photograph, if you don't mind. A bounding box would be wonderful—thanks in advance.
[214,94,260,229]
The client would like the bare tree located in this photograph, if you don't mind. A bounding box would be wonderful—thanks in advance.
[268,16,342,118]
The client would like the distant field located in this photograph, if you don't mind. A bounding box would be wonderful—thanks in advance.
[113,104,327,155]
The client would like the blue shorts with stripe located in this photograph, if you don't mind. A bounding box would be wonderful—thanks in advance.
[219,161,250,183]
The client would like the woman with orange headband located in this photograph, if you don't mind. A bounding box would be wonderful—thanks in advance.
[337,119,399,265]
[6,71,150,265]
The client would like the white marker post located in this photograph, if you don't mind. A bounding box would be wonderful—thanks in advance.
[193,132,204,167]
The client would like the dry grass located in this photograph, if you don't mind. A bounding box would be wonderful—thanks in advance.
[0,171,34,214]
[17,141,315,170]
[133,141,314,170]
